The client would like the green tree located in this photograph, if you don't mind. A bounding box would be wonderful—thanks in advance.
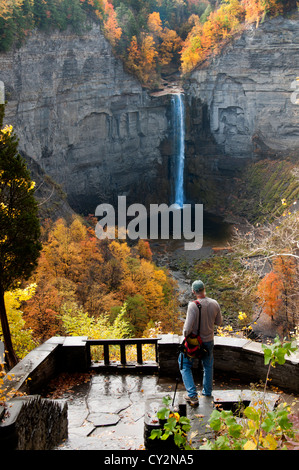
[0,104,41,369]
[32,0,50,30]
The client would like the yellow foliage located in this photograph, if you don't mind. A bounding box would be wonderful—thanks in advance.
[243,439,257,450]
[109,240,131,261]
[0,285,37,360]
[0,124,13,140]
[0,0,23,20]
[147,11,163,37]
[261,434,278,450]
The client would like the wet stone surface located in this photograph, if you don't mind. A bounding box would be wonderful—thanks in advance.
[53,373,282,450]
[55,374,171,450]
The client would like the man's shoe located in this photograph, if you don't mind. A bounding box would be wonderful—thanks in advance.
[183,393,199,406]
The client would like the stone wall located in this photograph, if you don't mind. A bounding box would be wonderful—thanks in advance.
[3,335,299,397]
[1,334,298,449]
[157,335,299,393]
[0,396,68,450]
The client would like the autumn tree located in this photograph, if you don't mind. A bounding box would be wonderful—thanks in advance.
[256,255,298,338]
[147,11,182,69]
[181,0,245,73]
[4,285,37,359]
[140,32,158,84]
[23,217,106,339]
[127,35,142,75]
[22,216,181,344]
[159,27,182,66]
[256,271,283,321]
[147,11,163,37]
[0,105,41,368]
[103,0,122,48]
[242,0,265,25]
[180,0,292,74]
[126,32,158,86]
[137,239,152,260]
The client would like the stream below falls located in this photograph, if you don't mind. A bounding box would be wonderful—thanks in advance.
[149,211,234,314]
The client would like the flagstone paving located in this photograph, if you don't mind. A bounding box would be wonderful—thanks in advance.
[52,373,289,451]
[55,374,163,450]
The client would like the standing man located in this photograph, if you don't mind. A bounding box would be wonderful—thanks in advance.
[179,280,222,406]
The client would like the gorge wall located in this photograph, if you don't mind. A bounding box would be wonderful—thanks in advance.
[184,13,299,217]
[0,14,298,218]
[0,23,172,214]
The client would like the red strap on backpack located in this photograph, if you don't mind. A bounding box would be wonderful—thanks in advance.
[182,300,203,357]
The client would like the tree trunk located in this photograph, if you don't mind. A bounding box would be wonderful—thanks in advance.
[0,284,18,369]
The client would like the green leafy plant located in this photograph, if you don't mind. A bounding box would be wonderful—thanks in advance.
[0,105,41,368]
[201,336,298,450]
[149,338,298,450]
[202,402,295,450]
[149,395,192,450]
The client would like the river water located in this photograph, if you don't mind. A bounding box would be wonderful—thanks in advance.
[149,211,234,314]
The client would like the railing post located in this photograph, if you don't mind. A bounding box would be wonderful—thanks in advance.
[86,338,159,373]
[120,343,126,365]
[103,343,109,365]
[136,342,142,364]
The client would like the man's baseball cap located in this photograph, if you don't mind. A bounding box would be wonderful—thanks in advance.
[192,280,205,292]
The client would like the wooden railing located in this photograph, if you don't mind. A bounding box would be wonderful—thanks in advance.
[86,338,158,371]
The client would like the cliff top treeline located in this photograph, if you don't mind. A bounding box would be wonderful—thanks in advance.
[0,0,297,87]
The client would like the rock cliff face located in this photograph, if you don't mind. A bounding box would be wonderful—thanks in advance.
[0,15,298,218]
[0,23,172,214]
[184,13,299,215]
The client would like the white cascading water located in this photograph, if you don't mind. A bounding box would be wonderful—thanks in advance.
[171,93,185,207]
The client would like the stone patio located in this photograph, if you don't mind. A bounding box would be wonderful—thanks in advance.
[53,373,281,451]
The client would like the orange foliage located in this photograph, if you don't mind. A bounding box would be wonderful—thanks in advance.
[257,271,283,320]
[159,28,182,66]
[272,256,297,288]
[103,1,122,47]
[140,33,158,67]
[256,255,298,327]
[127,33,158,85]
[147,11,182,67]
[0,0,23,20]
[127,35,141,73]
[147,11,163,37]
[242,0,284,25]
[126,11,182,85]
[242,0,265,25]
[180,0,286,74]
[272,256,298,325]
[181,0,245,73]
[23,277,63,342]
[137,239,152,260]
[22,217,180,341]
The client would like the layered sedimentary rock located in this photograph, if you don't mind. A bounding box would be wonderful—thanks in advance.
[0,23,171,213]
[0,14,298,217]
[184,13,299,215]
[186,13,299,158]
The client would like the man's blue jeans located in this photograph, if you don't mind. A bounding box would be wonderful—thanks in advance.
[178,340,214,397]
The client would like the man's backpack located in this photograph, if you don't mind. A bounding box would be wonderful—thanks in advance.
[180,300,208,359]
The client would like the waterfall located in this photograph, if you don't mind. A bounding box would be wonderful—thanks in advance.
[171,93,185,207]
